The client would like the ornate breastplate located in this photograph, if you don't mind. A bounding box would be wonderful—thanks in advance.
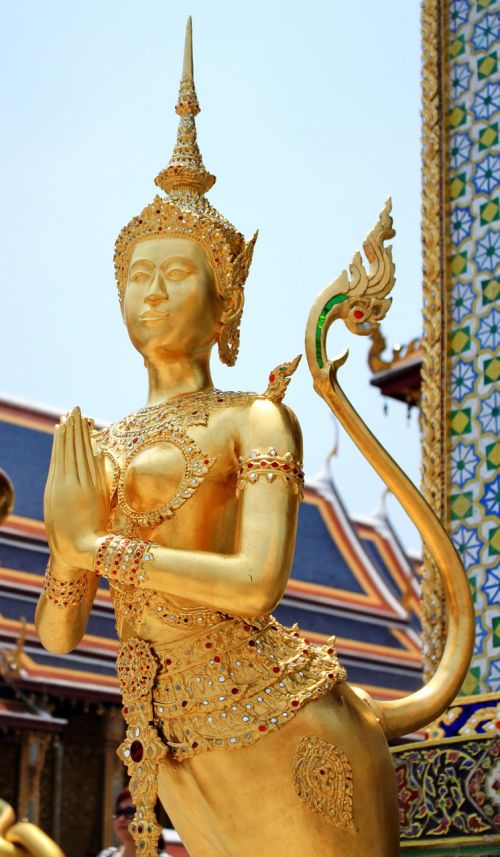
[93,388,253,532]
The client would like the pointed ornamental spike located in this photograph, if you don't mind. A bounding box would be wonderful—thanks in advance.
[182,17,194,82]
[177,16,200,116]
[264,355,302,402]
[155,17,216,197]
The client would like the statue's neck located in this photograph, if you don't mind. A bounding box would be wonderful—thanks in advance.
[145,354,215,406]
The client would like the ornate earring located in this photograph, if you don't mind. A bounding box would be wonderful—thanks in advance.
[218,316,241,366]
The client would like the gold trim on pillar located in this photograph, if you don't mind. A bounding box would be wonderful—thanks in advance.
[419,0,451,680]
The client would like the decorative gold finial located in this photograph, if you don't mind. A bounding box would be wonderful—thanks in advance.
[155,17,215,196]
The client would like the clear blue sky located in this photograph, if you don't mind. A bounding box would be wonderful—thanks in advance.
[0,1,423,550]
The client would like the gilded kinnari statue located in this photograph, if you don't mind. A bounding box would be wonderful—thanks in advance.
[36,19,474,857]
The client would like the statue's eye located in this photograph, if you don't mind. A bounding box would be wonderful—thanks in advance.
[166,266,191,282]
[130,270,150,284]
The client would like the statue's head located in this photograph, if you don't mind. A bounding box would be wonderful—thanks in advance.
[114,18,257,366]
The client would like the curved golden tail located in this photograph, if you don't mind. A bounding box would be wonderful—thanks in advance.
[305,201,474,739]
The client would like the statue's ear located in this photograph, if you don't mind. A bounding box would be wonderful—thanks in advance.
[220,288,244,325]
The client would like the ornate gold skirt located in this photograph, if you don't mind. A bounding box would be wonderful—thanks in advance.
[116,614,399,856]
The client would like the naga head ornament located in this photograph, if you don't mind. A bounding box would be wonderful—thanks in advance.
[114,17,257,366]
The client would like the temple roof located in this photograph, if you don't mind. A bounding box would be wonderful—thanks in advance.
[0,395,422,708]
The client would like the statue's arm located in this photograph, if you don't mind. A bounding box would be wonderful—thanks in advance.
[35,563,99,654]
[36,408,109,654]
[129,399,303,615]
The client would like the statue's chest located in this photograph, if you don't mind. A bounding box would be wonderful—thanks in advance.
[93,390,252,530]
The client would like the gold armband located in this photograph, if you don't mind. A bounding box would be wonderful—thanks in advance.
[43,563,87,608]
[237,448,304,499]
[94,535,155,585]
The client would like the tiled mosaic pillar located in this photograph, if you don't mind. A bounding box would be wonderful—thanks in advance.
[447,0,499,696]
[395,1,499,852]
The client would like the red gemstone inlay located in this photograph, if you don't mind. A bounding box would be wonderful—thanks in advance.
[243,625,251,631]
[258,724,267,732]
[205,642,212,649]
[130,740,143,763]
[260,461,267,467]
[291,700,299,707]
[283,464,290,470]
[182,700,188,707]
[272,666,280,673]
[354,310,363,319]
[192,741,199,749]
[319,769,325,776]
[269,373,275,383]
[249,640,256,647]
[271,461,279,468]
[214,656,221,663]
[328,673,334,679]
[247,462,253,468]
[231,688,239,694]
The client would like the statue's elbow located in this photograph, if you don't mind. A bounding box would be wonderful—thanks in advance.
[35,601,79,655]
[240,573,284,616]
[36,626,75,655]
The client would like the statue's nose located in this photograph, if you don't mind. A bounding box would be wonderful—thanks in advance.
[146,270,168,303]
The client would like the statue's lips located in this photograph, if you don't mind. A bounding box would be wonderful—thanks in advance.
[139,310,170,321]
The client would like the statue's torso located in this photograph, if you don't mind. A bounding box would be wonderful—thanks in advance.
[92,388,288,641]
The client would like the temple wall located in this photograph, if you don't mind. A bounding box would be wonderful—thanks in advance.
[446,0,499,695]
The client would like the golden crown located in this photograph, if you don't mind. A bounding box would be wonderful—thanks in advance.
[114,18,257,365]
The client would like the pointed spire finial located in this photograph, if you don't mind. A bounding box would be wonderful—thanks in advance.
[182,16,194,82]
[155,17,215,195]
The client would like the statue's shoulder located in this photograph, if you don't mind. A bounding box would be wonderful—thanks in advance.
[227,356,303,455]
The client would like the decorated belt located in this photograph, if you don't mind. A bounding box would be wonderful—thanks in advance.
[151,615,347,759]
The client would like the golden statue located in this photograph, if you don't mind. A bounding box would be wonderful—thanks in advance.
[36,19,474,857]
[0,801,64,857]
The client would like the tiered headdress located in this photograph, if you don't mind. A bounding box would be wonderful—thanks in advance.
[114,18,257,365]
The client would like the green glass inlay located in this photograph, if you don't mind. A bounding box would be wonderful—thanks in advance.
[316,294,348,367]
[493,615,500,649]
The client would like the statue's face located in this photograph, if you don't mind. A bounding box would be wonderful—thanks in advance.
[124,236,223,360]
